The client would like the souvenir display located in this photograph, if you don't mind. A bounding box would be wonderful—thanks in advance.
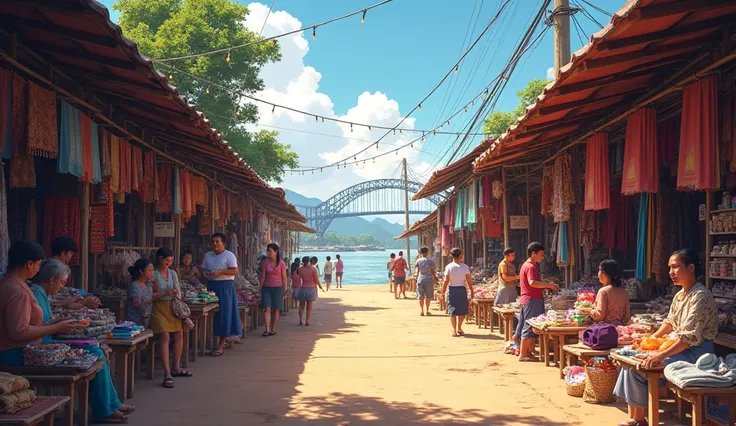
[22,344,70,367]
[95,286,127,298]
[235,273,261,305]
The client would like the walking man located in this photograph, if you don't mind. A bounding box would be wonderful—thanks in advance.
[392,251,408,299]
[323,256,333,292]
[415,246,437,316]
[335,254,344,288]
[387,253,396,293]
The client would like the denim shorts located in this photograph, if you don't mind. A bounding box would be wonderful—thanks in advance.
[516,298,545,339]
[261,286,284,311]
[416,280,434,299]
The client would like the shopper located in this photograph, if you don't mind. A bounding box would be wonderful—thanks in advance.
[297,256,324,326]
[414,246,438,316]
[591,259,631,325]
[516,242,559,362]
[335,254,344,288]
[150,247,191,388]
[259,243,288,337]
[441,247,474,337]
[614,249,717,426]
[202,233,241,356]
[387,253,396,293]
[323,256,333,292]
[290,261,303,323]
[392,251,408,299]
[127,259,154,327]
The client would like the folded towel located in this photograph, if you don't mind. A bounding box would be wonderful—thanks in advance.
[0,389,36,414]
[665,353,736,388]
[0,373,29,396]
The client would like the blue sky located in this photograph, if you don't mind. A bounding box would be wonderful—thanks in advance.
[99,0,622,219]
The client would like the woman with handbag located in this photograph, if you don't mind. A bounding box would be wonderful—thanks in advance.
[150,247,192,389]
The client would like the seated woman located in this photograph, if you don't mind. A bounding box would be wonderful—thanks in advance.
[591,259,631,326]
[0,240,134,423]
[614,249,717,426]
[126,259,154,327]
[177,250,202,288]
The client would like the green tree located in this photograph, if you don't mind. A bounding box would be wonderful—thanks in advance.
[483,79,550,138]
[513,78,550,118]
[482,111,516,138]
[113,0,298,182]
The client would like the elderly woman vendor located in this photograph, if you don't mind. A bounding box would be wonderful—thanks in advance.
[0,240,134,423]
[614,249,717,426]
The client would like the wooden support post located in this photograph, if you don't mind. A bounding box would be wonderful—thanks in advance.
[173,214,182,268]
[502,168,509,250]
[526,166,531,247]
[706,191,713,289]
[553,0,571,75]
[80,183,90,291]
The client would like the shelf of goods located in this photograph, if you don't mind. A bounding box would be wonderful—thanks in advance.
[709,195,736,290]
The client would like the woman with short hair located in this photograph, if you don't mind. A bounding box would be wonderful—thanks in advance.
[441,248,474,337]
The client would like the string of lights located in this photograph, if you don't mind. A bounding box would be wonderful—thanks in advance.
[153,0,394,63]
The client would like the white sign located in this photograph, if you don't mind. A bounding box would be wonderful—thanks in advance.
[510,215,529,230]
[154,222,175,238]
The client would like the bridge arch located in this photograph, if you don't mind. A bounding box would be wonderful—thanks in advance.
[295,179,443,236]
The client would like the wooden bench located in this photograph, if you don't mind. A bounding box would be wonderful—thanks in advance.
[472,299,494,329]
[0,396,69,426]
[492,306,518,341]
[107,329,153,400]
[669,384,736,426]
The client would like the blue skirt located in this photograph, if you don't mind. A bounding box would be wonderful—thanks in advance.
[208,280,242,337]
[446,286,468,316]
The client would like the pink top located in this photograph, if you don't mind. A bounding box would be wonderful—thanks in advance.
[291,272,302,288]
[298,266,319,288]
[262,259,287,288]
[335,260,343,273]
[0,276,46,351]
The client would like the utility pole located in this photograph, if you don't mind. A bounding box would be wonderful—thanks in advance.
[402,158,412,274]
[553,0,571,75]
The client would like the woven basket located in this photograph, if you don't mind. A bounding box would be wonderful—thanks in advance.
[583,368,618,404]
[566,381,585,397]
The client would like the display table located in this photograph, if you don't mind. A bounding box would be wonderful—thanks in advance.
[186,303,219,362]
[472,299,494,329]
[238,305,249,338]
[248,303,259,332]
[561,342,613,378]
[0,396,69,426]
[529,323,586,376]
[0,361,104,426]
[107,329,153,400]
[96,295,126,323]
[668,383,736,426]
[492,306,518,341]
[610,352,665,426]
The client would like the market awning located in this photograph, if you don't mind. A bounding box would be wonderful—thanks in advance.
[413,139,492,201]
[283,220,316,234]
[394,210,438,240]
[0,0,305,222]
[473,0,736,172]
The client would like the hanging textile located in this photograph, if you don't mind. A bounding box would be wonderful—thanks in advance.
[646,193,655,279]
[198,207,212,236]
[118,140,131,194]
[58,101,84,177]
[603,187,631,251]
[652,189,671,285]
[636,193,649,281]
[89,205,107,254]
[557,222,569,266]
[449,198,456,229]
[584,133,610,211]
[467,180,477,225]
[90,121,101,184]
[0,70,11,158]
[27,81,57,158]
[552,154,574,223]
[155,164,173,213]
[579,208,600,258]
[79,114,92,183]
[140,151,156,203]
[26,199,38,241]
[9,75,36,189]
[130,146,142,192]
[43,196,81,266]
[0,162,9,273]
[622,108,658,194]
[193,176,207,207]
[181,170,194,220]
[658,117,679,170]
[109,134,120,192]
[541,165,553,216]
[677,76,719,191]
[105,182,114,237]
[172,167,182,215]
[100,129,111,179]
[454,190,465,231]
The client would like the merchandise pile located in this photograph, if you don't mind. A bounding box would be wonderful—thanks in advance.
[574,290,595,315]
[235,273,261,305]
[616,323,652,345]
[107,322,144,339]
[52,308,116,341]
[22,344,97,370]
[49,287,90,306]
[187,291,219,305]
[0,372,34,414]
[180,280,201,300]
[645,295,674,316]
[564,365,586,387]
[95,286,127,298]
[529,309,591,328]
[615,332,679,358]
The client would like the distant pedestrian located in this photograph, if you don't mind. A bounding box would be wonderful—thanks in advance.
[297,256,324,326]
[387,253,396,292]
[414,246,438,316]
[441,247,474,337]
[392,251,409,299]
[259,243,287,337]
[335,254,344,288]
[290,261,303,323]
[323,256,333,292]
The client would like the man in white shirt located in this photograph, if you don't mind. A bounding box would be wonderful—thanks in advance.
[323,256,333,292]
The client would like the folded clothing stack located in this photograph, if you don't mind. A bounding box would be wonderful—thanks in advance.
[109,323,144,339]
[0,372,35,414]
[664,353,736,389]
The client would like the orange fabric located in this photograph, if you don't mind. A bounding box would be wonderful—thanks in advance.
[155,164,172,213]
[584,133,610,211]
[622,108,658,194]
[678,76,719,191]
[109,134,120,193]
[140,151,156,203]
[130,146,142,192]
[118,140,131,194]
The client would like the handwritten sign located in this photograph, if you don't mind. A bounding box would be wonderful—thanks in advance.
[510,215,529,230]
[153,222,175,238]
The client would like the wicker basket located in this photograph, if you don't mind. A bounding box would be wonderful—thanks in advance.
[583,368,618,404]
[566,381,585,397]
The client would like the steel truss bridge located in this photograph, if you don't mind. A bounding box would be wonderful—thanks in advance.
[295,179,443,236]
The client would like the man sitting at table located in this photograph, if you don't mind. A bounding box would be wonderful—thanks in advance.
[49,236,100,309]
[614,249,717,426]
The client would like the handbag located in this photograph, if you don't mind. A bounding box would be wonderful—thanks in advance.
[171,297,191,320]
[582,323,618,350]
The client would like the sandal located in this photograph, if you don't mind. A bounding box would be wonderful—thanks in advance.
[98,412,129,423]
[118,405,135,414]
[305,323,310,326]
[162,378,174,389]
[224,341,234,349]
[210,350,224,357]
[262,331,270,337]
[171,370,193,377]
[457,330,465,336]
[268,331,277,336]
[519,356,540,362]
[426,312,432,316]
[420,312,425,316]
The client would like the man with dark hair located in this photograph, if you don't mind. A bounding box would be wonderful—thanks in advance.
[516,242,558,362]
[323,256,333,291]
[392,251,408,299]
[50,236,77,264]
[334,254,344,288]
[387,253,396,292]
[414,246,437,316]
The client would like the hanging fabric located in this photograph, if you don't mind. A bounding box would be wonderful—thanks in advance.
[9,75,36,189]
[677,76,719,191]
[43,196,81,266]
[449,198,456,229]
[155,164,172,213]
[658,117,679,170]
[89,205,107,254]
[172,167,182,215]
[552,154,574,222]
[636,193,649,281]
[584,133,610,210]
[467,181,477,225]
[118,140,132,194]
[140,151,156,203]
[541,165,553,216]
[0,162,9,274]
[100,129,111,179]
[109,133,120,192]
[557,222,569,266]
[105,182,114,237]
[90,121,101,184]
[27,81,57,159]
[58,101,84,177]
[0,70,11,158]
[603,187,631,251]
[454,190,465,231]
[646,193,655,279]
[622,108,658,194]
[130,146,141,192]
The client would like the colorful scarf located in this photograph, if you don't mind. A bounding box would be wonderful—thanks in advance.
[27,81,57,158]
[10,75,36,189]
[58,101,84,177]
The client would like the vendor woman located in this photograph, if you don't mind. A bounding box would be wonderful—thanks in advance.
[591,259,630,326]
[177,250,202,287]
[201,233,241,357]
[494,247,519,306]
[0,240,134,423]
[614,249,717,426]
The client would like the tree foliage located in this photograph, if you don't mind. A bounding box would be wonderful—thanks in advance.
[483,78,550,138]
[113,0,298,182]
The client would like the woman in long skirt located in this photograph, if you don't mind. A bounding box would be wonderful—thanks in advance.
[441,247,475,337]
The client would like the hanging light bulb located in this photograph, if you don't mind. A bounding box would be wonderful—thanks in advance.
[393,129,396,135]
[205,87,210,94]
[373,158,375,163]
[337,164,340,169]
[410,142,414,148]
[236,107,241,116]
[271,105,275,114]
[312,27,317,40]
[433,130,437,136]
[315,115,318,123]
[368,126,372,132]
[311,170,314,175]
[168,71,173,81]
[226,50,231,64]
[399,129,403,135]
[375,143,379,151]
[320,168,323,173]
[395,150,398,155]
[454,65,459,75]
[464,106,468,114]
[418,103,422,111]
[361,9,367,23]
[353,156,357,160]
[438,125,443,131]
[446,119,451,127]
[421,133,426,142]
[321,117,325,123]
[350,123,353,132]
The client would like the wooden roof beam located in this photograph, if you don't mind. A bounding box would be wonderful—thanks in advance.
[632,0,736,21]
[584,41,703,70]
[30,43,140,70]
[537,90,640,115]
[0,16,118,48]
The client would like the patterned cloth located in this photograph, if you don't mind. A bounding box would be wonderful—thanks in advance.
[10,75,36,189]
[27,81,57,158]
[90,205,107,254]
[552,154,574,223]
[663,283,718,347]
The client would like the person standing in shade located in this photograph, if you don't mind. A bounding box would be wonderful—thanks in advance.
[516,242,559,362]
[259,243,287,337]
[290,261,303,323]
[298,256,324,326]
[441,247,474,336]
[335,254,344,288]
[415,246,438,316]
[392,251,409,299]
[387,253,396,293]
[202,233,241,357]
[323,256,333,292]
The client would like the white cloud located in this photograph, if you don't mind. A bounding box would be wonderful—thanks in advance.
[243,3,434,202]
[546,67,555,80]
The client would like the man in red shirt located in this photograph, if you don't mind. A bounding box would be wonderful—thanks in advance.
[516,242,558,362]
[392,251,408,299]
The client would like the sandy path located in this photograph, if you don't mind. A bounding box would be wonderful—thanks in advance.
[128,286,688,425]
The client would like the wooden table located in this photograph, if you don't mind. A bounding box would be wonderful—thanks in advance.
[668,383,736,426]
[405,277,417,293]
[610,353,665,426]
[472,299,495,329]
[492,306,518,341]
[248,304,259,332]
[238,305,249,338]
[186,303,219,363]
[0,396,69,426]
[0,361,104,426]
[530,323,586,375]
[96,295,127,323]
[562,342,613,378]
[107,329,153,401]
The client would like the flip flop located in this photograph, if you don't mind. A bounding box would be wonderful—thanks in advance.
[457,330,465,336]
[118,405,135,414]
[171,370,193,377]
[305,323,310,326]
[420,312,425,316]
[426,312,432,316]
[98,412,129,423]
[210,350,224,357]
[262,331,270,337]
[162,378,174,389]
[268,331,277,336]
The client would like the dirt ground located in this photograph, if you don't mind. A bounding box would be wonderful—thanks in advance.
[127,285,691,425]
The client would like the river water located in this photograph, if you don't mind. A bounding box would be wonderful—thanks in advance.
[292,250,400,285]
